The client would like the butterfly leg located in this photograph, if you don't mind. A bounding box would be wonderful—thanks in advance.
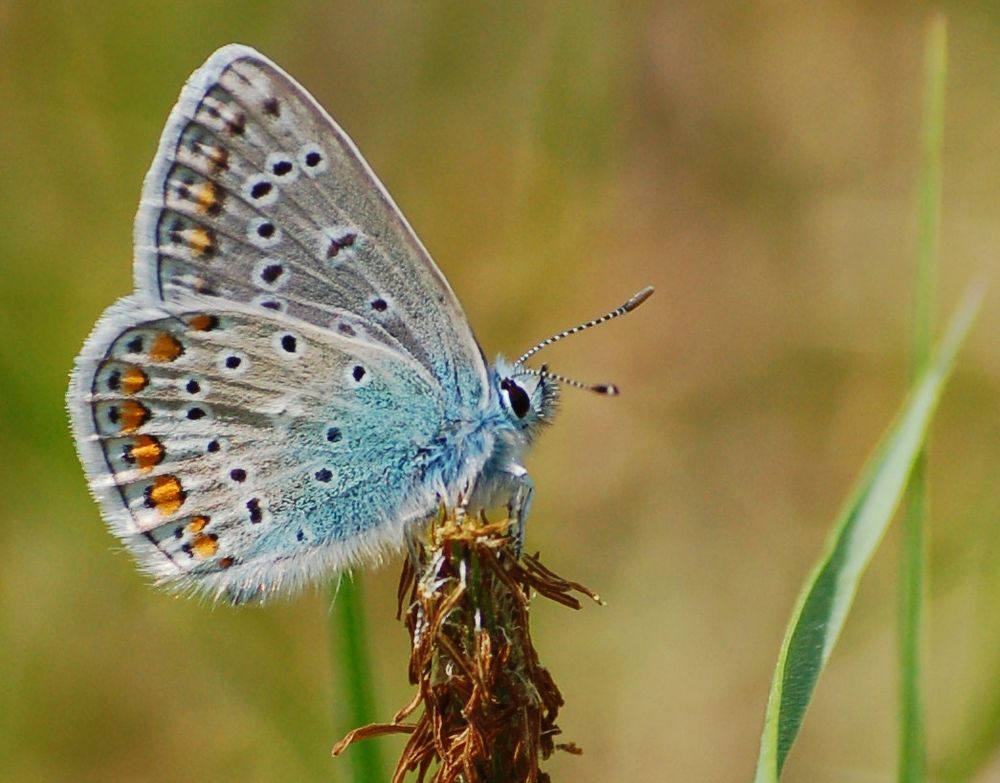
[506,468,534,556]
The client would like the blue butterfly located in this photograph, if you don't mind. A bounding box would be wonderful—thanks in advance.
[67,45,652,603]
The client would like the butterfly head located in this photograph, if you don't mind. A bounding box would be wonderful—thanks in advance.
[492,286,655,437]
[494,357,560,438]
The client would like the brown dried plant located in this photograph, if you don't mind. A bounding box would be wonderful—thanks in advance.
[332,510,601,782]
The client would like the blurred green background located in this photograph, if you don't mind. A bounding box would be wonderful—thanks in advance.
[2,2,999,781]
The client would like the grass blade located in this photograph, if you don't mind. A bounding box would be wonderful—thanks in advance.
[753,287,982,782]
[330,575,385,782]
[899,14,948,783]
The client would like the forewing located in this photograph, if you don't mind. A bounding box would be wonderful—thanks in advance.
[68,296,445,602]
[133,44,488,409]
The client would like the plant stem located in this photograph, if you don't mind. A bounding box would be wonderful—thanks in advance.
[331,574,385,782]
[899,12,947,783]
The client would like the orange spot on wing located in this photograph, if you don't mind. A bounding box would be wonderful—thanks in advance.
[149,332,183,362]
[194,181,220,214]
[121,365,148,394]
[119,400,150,433]
[188,227,215,257]
[187,314,218,331]
[218,556,235,569]
[147,475,185,516]
[186,515,209,534]
[191,534,218,558]
[130,435,163,471]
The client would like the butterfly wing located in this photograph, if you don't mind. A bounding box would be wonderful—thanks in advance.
[133,44,488,410]
[68,296,446,602]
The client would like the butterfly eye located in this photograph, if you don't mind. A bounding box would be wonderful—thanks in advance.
[500,378,531,420]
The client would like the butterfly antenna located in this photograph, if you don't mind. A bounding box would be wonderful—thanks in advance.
[519,366,620,396]
[514,286,654,366]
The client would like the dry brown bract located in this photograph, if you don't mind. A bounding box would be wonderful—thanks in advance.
[332,511,601,782]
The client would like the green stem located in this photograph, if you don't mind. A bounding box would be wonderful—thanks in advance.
[331,575,385,782]
[899,12,946,783]
[899,457,927,783]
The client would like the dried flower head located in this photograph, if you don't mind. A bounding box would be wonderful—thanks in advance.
[333,510,601,782]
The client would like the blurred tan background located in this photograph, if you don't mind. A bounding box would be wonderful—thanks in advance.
[2,2,999,781]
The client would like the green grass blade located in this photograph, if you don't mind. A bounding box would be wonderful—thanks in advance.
[330,575,385,782]
[753,287,983,782]
[899,14,947,783]
[899,450,928,783]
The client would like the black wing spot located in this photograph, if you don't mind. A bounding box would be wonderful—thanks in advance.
[352,365,366,382]
[326,427,342,443]
[261,263,283,283]
[327,233,356,258]
[230,468,247,483]
[371,298,387,312]
[262,97,280,117]
[225,355,241,369]
[247,499,263,524]
[305,150,322,167]
[272,159,293,176]
[187,407,206,420]
[250,181,273,200]
[185,379,201,394]
[314,468,332,482]
[280,334,297,353]
[256,222,275,239]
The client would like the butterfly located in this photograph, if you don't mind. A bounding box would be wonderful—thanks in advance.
[67,44,653,604]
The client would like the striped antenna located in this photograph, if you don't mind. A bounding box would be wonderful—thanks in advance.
[518,366,620,396]
[514,286,654,367]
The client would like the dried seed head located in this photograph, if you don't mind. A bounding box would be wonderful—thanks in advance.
[333,510,600,782]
